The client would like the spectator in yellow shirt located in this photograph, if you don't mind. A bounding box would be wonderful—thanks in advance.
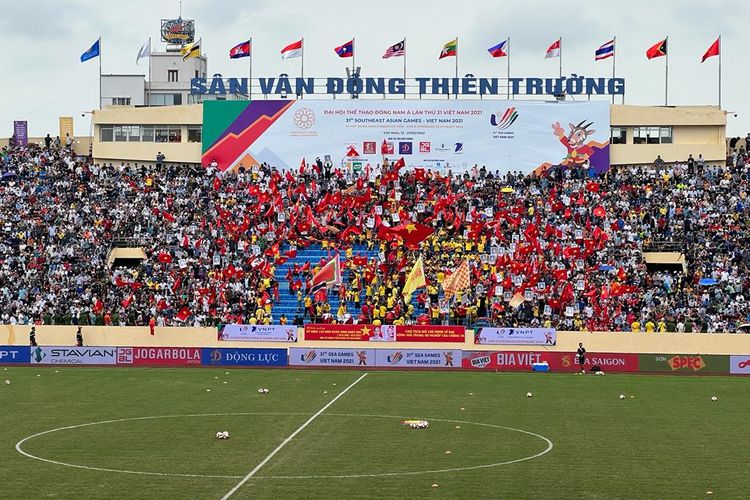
[645,321,655,333]
[631,321,641,333]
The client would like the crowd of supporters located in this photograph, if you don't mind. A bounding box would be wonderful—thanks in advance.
[1,139,749,333]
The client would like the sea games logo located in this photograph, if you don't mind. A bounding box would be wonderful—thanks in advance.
[490,107,519,129]
[490,106,518,140]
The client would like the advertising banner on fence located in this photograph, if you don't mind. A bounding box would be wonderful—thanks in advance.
[475,328,556,346]
[462,351,639,372]
[638,354,729,374]
[117,347,202,366]
[0,346,30,364]
[395,325,465,343]
[201,348,288,367]
[304,324,395,342]
[30,346,117,365]
[289,348,375,367]
[730,355,750,374]
[374,349,460,369]
[218,324,298,342]
[202,100,610,175]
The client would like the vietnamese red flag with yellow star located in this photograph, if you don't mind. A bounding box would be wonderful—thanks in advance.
[402,255,427,303]
[378,222,434,249]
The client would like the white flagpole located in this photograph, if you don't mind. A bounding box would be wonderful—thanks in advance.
[301,37,305,99]
[403,37,407,100]
[455,37,459,99]
[147,37,152,106]
[559,36,562,78]
[718,35,722,108]
[612,36,616,105]
[98,37,102,110]
[507,37,511,99]
[665,36,669,106]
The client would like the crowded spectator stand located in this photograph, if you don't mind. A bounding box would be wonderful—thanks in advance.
[1,140,749,333]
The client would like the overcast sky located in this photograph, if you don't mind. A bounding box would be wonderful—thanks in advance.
[1,0,746,137]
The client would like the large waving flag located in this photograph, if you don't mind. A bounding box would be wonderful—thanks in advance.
[443,260,471,300]
[595,39,615,61]
[545,39,560,59]
[402,255,427,303]
[487,40,508,58]
[309,256,342,293]
[334,39,354,58]
[383,39,405,59]
[80,38,101,62]
[281,39,303,59]
[646,38,667,59]
[230,39,251,59]
[701,37,720,62]
[180,38,201,61]
[439,38,458,59]
[136,38,150,65]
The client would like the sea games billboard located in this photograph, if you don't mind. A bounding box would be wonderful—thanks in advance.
[201,100,610,176]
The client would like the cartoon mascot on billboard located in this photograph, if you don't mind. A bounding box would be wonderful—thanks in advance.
[535,119,610,176]
[552,120,596,168]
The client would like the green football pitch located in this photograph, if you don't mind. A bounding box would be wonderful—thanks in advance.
[1,367,748,499]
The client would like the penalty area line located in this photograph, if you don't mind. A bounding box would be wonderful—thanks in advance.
[219,373,369,499]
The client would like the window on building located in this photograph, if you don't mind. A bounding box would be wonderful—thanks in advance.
[112,97,131,106]
[114,125,128,142]
[154,126,182,143]
[633,126,673,145]
[187,126,202,143]
[610,127,627,145]
[127,125,141,142]
[148,93,183,106]
[100,126,113,142]
[141,126,154,142]
[168,70,178,82]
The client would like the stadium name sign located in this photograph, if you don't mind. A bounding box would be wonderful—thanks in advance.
[190,75,625,96]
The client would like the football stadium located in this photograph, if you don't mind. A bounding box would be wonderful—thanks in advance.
[2,2,750,499]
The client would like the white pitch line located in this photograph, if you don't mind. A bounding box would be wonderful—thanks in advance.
[219,373,368,500]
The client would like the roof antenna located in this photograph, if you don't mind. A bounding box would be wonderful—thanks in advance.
[179,0,182,18]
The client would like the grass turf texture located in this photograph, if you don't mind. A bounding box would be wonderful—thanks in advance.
[1,367,747,499]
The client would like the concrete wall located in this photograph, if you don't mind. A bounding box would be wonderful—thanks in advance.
[4,325,750,355]
[101,75,146,108]
[610,105,726,166]
[92,104,202,164]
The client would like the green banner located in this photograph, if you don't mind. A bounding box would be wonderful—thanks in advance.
[638,354,730,374]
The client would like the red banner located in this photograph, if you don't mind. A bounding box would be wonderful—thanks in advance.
[395,325,465,343]
[116,347,202,366]
[304,324,394,342]
[462,351,639,372]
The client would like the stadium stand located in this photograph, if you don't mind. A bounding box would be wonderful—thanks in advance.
[1,141,748,333]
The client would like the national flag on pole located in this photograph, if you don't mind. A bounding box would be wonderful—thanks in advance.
[230,39,251,59]
[439,38,458,59]
[402,255,427,303]
[180,38,201,61]
[595,39,615,60]
[487,40,508,58]
[646,38,667,59]
[383,39,405,59]
[334,39,354,58]
[281,39,303,59]
[545,39,561,59]
[309,256,342,293]
[701,37,720,62]
[80,39,101,62]
[136,38,150,65]
[442,260,471,300]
